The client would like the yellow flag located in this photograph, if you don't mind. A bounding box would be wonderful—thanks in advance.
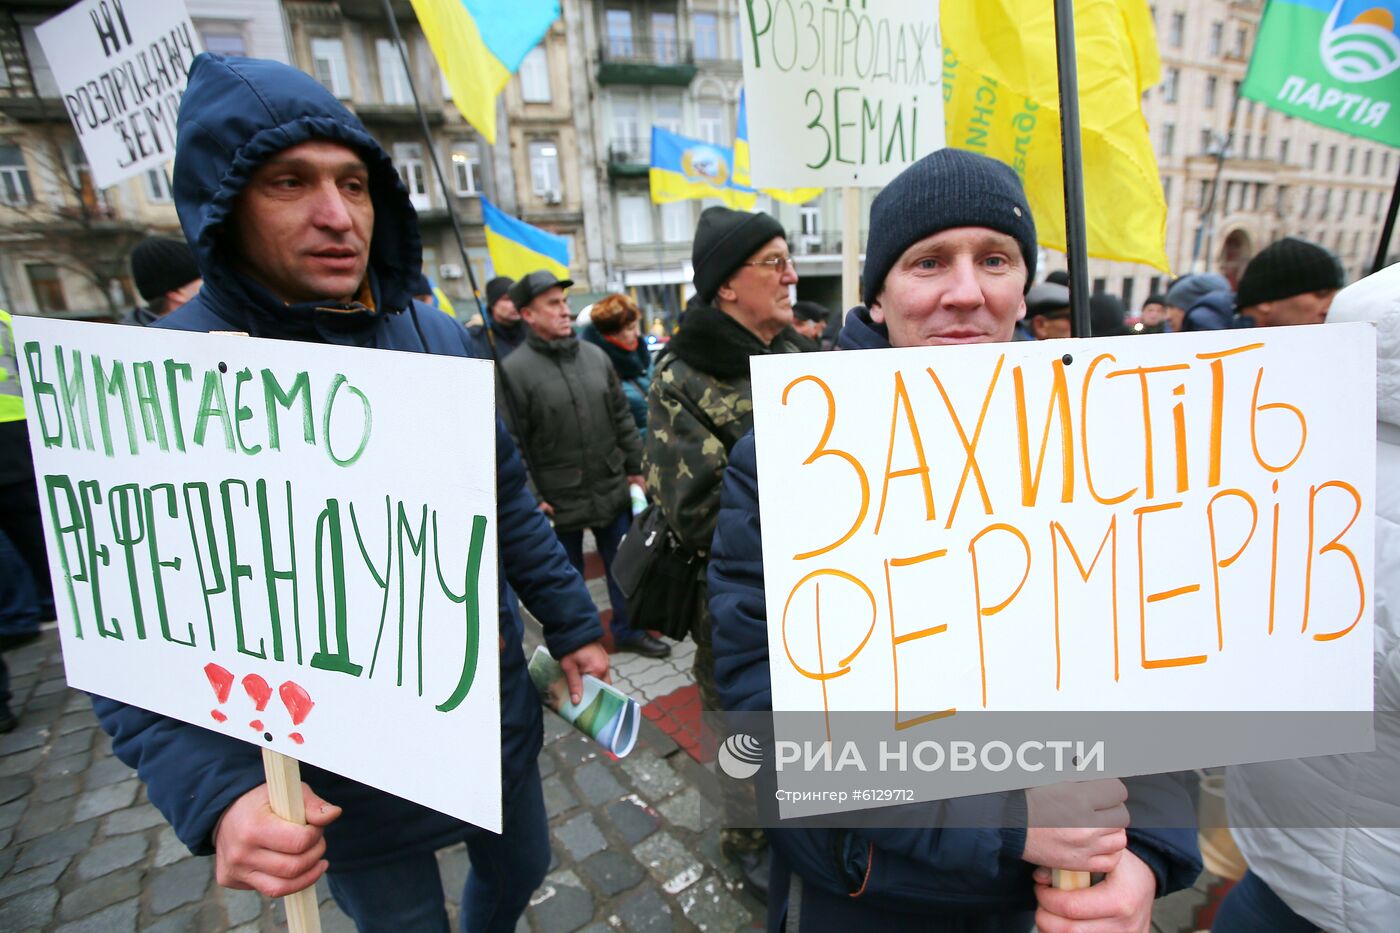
[941,0,1168,271]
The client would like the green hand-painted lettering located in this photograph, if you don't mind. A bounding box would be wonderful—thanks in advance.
[434,513,487,713]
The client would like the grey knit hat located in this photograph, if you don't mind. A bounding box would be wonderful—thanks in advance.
[1164,273,1230,311]
[863,149,1037,305]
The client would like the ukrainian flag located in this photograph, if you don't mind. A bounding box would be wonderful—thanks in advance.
[649,126,756,209]
[735,91,823,205]
[481,196,570,281]
[410,0,559,145]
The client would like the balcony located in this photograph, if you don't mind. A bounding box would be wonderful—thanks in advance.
[607,137,651,178]
[597,37,697,87]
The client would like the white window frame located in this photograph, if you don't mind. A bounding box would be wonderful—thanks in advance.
[697,102,726,145]
[0,144,34,207]
[450,141,480,196]
[311,38,351,99]
[693,13,719,60]
[519,46,551,103]
[661,200,690,242]
[529,141,561,199]
[393,142,431,210]
[618,195,653,244]
[651,12,678,64]
[144,167,173,204]
[377,38,413,105]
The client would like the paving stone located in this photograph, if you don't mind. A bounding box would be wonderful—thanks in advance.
[0,722,49,754]
[0,747,44,776]
[65,691,92,713]
[437,843,470,905]
[73,777,139,821]
[619,750,684,800]
[554,812,608,860]
[542,774,579,819]
[527,872,594,933]
[34,773,83,803]
[677,875,754,932]
[554,732,603,766]
[604,795,660,845]
[53,898,138,933]
[150,851,212,913]
[143,907,202,933]
[14,796,76,842]
[657,788,715,833]
[613,886,675,933]
[0,887,60,931]
[222,887,264,926]
[153,824,193,866]
[537,751,557,778]
[0,773,34,805]
[77,833,149,880]
[38,751,92,779]
[542,710,572,743]
[47,726,93,758]
[57,709,100,735]
[103,802,165,835]
[57,868,142,921]
[577,849,645,897]
[0,857,68,899]
[634,831,705,895]
[84,754,136,789]
[577,925,611,933]
[0,841,15,878]
[229,925,260,933]
[0,797,25,831]
[14,820,97,872]
[35,675,68,696]
[573,760,626,806]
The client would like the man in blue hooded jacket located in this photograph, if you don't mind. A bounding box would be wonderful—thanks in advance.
[709,149,1201,932]
[90,54,609,932]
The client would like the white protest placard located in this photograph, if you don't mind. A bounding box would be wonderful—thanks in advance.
[751,325,1376,810]
[739,0,944,188]
[35,0,201,190]
[13,317,503,832]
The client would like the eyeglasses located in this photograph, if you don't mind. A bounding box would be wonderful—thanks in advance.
[744,256,796,272]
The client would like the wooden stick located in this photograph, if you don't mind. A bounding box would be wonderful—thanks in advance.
[262,748,323,933]
[1051,868,1093,890]
[841,186,861,312]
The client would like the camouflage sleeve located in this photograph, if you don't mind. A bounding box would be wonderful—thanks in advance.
[643,370,729,555]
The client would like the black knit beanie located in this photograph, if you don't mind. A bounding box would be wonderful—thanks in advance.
[130,237,201,300]
[485,276,514,308]
[691,207,786,303]
[1235,237,1344,309]
[863,149,1037,306]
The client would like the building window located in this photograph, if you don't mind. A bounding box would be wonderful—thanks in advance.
[26,263,67,313]
[1301,187,1312,219]
[1163,67,1179,103]
[1254,182,1265,211]
[1204,75,1217,108]
[1169,13,1185,48]
[1121,277,1135,310]
[1198,179,1211,209]
[1209,22,1223,55]
[1320,189,1331,219]
[1364,149,1374,175]
[694,13,720,60]
[611,96,642,158]
[450,141,480,195]
[652,13,679,64]
[1241,135,1251,159]
[606,9,634,57]
[201,30,246,56]
[618,194,652,244]
[1162,176,1173,203]
[1200,128,1214,155]
[1327,145,1338,172]
[519,46,551,103]
[1385,151,1393,176]
[1346,147,1356,174]
[653,94,682,134]
[661,201,690,242]
[1309,142,1319,169]
[1341,189,1351,215]
[0,47,8,89]
[376,38,412,105]
[1234,27,1248,58]
[1360,190,1369,215]
[1276,185,1289,217]
[0,144,34,206]
[393,142,430,210]
[1092,276,1107,295]
[529,140,561,199]
[698,102,726,145]
[311,38,351,98]
[144,167,172,204]
[1279,138,1290,164]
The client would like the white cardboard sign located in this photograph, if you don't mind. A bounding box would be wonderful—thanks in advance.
[751,325,1375,741]
[739,0,945,188]
[35,0,202,190]
[13,318,503,832]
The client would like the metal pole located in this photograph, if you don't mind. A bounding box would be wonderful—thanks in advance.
[1371,159,1400,274]
[1053,0,1092,338]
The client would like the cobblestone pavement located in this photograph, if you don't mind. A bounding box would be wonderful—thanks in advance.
[0,549,1224,932]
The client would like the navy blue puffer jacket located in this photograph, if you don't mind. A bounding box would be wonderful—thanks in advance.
[90,54,602,871]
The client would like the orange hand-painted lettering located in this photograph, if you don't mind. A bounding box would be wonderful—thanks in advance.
[884,550,955,730]
[782,375,870,559]
[1303,480,1366,642]
[968,523,1031,707]
[1134,501,1208,670]
[929,356,1004,528]
[873,371,936,535]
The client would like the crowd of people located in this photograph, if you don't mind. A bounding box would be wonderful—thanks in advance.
[1,49,1394,933]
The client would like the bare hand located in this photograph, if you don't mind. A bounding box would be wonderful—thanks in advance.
[559,642,610,704]
[627,475,646,495]
[1032,849,1156,933]
[1022,779,1129,874]
[214,783,342,897]
[538,501,555,517]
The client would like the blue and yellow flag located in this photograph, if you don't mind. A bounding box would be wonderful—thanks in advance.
[649,126,756,209]
[735,91,823,206]
[410,0,558,145]
[481,197,570,281]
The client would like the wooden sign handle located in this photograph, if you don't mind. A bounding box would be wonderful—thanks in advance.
[262,748,323,933]
[1051,868,1093,889]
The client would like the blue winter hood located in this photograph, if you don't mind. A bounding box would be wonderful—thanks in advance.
[836,305,890,350]
[172,53,421,332]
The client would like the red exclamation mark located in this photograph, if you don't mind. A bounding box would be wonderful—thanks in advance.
[279,681,315,745]
[242,674,273,740]
[205,663,234,723]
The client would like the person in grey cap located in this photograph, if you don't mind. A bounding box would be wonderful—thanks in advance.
[708,148,1202,933]
[502,271,668,659]
[124,236,202,325]
[1234,236,1344,327]
[1024,281,1072,340]
[1163,273,1234,332]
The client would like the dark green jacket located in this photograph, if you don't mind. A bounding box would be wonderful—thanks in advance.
[503,329,643,531]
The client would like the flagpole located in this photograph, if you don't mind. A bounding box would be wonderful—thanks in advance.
[1053,0,1092,339]
[1371,159,1400,274]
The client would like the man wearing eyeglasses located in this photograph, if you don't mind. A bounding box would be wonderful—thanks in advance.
[641,206,810,896]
